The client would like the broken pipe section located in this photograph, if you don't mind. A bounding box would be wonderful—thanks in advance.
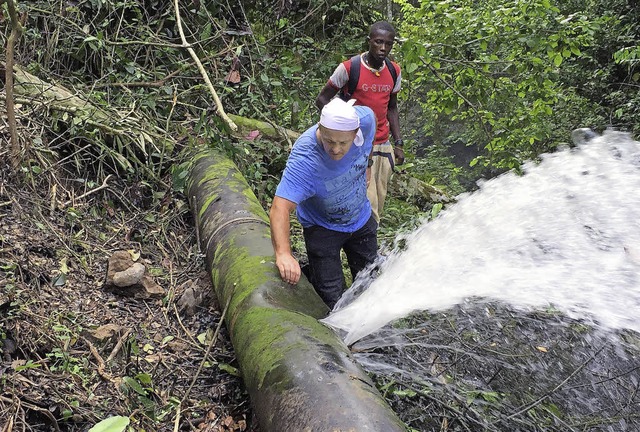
[186,149,406,432]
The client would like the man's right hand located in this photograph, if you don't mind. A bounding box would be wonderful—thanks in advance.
[270,196,299,285]
[275,252,301,285]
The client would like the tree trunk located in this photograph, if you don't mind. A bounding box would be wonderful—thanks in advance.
[9,64,174,154]
[388,172,450,208]
[4,0,23,169]
[228,113,300,144]
[186,149,406,432]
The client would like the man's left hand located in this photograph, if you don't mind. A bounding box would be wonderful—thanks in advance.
[394,146,405,166]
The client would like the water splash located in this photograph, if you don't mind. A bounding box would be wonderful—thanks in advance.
[322,130,640,345]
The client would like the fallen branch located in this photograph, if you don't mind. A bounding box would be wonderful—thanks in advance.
[8,64,175,161]
[498,345,606,426]
[228,113,300,143]
[388,172,450,207]
[105,327,132,364]
[61,174,113,208]
[0,395,61,432]
[173,0,237,132]
[83,336,115,383]
[92,68,183,89]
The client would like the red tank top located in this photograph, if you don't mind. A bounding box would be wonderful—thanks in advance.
[343,57,400,145]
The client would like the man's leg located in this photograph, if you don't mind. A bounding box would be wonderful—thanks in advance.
[366,141,395,223]
[303,225,349,309]
[343,214,378,281]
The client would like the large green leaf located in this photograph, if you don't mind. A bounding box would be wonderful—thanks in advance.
[88,416,130,432]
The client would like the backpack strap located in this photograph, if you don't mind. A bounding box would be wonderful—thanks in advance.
[384,57,398,90]
[339,55,361,101]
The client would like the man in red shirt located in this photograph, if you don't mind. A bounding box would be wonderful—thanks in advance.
[316,21,404,223]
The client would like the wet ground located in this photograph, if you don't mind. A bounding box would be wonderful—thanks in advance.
[354,301,640,431]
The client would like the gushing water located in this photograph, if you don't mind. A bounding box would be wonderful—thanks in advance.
[322,130,640,345]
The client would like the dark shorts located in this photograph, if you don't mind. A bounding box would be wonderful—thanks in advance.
[302,215,378,309]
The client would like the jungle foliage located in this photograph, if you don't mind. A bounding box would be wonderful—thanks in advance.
[398,0,640,173]
[2,0,640,430]
[3,0,639,192]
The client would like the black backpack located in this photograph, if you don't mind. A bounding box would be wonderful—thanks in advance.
[339,55,398,101]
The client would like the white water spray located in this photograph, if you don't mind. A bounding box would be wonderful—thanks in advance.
[322,130,640,345]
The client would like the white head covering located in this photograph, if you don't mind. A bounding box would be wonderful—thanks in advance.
[319,98,364,146]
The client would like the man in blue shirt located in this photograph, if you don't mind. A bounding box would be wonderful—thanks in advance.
[270,98,378,308]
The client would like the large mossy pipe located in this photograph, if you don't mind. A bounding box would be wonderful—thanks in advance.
[186,149,406,432]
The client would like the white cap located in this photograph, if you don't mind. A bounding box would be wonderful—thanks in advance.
[320,98,364,146]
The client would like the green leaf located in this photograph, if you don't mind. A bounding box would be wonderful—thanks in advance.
[135,373,153,385]
[15,360,42,371]
[218,363,239,376]
[553,54,563,66]
[430,203,443,220]
[405,62,419,74]
[88,416,130,432]
[197,332,207,345]
[123,376,147,396]
[542,402,562,417]
[392,388,417,397]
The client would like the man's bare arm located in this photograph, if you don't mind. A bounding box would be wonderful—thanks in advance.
[269,196,301,284]
[316,84,339,111]
[387,93,401,142]
[387,93,405,165]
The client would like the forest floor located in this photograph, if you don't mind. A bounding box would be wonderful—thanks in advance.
[0,158,255,431]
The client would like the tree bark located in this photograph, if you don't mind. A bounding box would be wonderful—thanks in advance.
[186,149,406,432]
[388,173,450,208]
[3,0,23,169]
[228,113,299,144]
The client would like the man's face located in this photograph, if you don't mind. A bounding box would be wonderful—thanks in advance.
[318,126,357,161]
[368,29,395,62]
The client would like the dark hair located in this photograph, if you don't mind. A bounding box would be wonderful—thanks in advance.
[369,21,395,37]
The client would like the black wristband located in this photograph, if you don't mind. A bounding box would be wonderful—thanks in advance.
[367,158,374,167]
[395,139,404,147]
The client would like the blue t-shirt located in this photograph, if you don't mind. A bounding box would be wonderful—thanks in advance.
[275,105,376,232]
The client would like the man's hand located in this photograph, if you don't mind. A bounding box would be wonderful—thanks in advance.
[269,196,300,285]
[275,252,301,285]
[366,166,372,186]
[394,146,405,166]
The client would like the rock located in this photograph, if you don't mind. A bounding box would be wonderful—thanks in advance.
[140,274,165,298]
[112,262,145,287]
[1,338,17,361]
[571,128,597,146]
[177,286,199,315]
[176,279,209,316]
[104,251,164,299]
[89,324,125,341]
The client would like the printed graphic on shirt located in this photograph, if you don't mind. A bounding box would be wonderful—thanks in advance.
[327,55,402,144]
[321,155,368,224]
